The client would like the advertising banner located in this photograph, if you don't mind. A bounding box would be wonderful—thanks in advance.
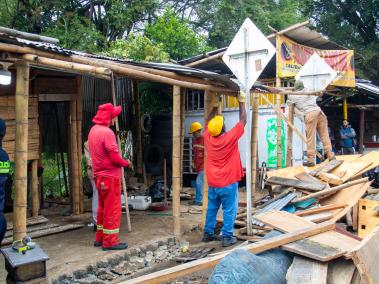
[276,35,355,87]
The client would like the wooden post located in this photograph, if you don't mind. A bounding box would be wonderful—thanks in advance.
[276,78,282,169]
[343,98,348,121]
[172,85,182,238]
[359,109,365,154]
[251,93,259,208]
[13,63,29,241]
[180,90,186,190]
[133,81,143,176]
[111,74,132,232]
[76,76,84,213]
[31,159,39,217]
[69,96,80,215]
[201,91,213,229]
[286,104,294,167]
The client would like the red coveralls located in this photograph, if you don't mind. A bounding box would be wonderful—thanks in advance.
[88,103,129,248]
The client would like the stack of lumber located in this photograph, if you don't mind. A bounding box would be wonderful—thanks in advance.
[0,95,40,161]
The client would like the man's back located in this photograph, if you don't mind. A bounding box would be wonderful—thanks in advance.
[88,124,120,179]
[204,122,244,188]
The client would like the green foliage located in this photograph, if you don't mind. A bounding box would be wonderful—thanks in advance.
[45,15,105,53]
[104,34,169,62]
[300,0,379,83]
[145,8,211,60]
[41,152,69,198]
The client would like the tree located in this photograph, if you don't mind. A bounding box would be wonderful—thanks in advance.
[300,0,379,83]
[145,8,210,60]
[103,34,169,62]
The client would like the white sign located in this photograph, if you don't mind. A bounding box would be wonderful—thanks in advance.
[222,18,276,90]
[295,53,337,91]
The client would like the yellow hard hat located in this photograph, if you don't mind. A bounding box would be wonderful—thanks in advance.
[189,122,203,134]
[208,116,224,137]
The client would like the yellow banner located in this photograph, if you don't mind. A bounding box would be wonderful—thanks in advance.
[276,35,355,87]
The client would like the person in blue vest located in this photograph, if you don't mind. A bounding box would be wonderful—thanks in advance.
[340,119,356,154]
[0,119,10,245]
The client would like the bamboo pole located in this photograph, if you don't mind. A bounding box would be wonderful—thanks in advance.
[69,97,80,215]
[186,52,225,67]
[251,93,259,209]
[22,54,111,76]
[31,159,39,217]
[0,43,237,93]
[13,63,29,241]
[276,78,282,169]
[110,74,132,232]
[261,94,323,160]
[343,98,348,120]
[133,81,143,176]
[76,76,84,213]
[180,90,186,192]
[286,104,294,167]
[172,85,182,238]
[201,91,213,229]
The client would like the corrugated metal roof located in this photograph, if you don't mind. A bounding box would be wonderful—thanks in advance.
[356,79,379,95]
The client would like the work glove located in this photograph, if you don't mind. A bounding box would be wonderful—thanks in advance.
[213,93,222,107]
[238,91,246,103]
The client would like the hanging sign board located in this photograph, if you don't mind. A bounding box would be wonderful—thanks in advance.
[277,35,355,87]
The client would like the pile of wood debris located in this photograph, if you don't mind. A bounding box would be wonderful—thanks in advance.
[233,152,379,283]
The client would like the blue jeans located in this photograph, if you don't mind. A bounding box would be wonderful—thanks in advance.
[195,171,204,203]
[204,182,238,238]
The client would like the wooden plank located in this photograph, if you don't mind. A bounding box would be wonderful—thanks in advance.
[254,211,361,257]
[292,178,369,204]
[295,171,328,188]
[309,159,344,177]
[357,199,379,238]
[318,172,344,185]
[6,216,48,231]
[283,239,345,262]
[303,212,333,223]
[266,165,306,179]
[327,259,356,284]
[320,181,371,222]
[286,256,328,284]
[295,204,347,217]
[350,226,379,284]
[121,221,335,284]
[38,93,74,101]
[353,151,379,177]
[267,176,326,191]
[330,160,372,183]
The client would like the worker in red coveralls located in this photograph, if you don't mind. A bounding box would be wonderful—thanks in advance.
[189,122,204,206]
[88,103,132,251]
[202,92,246,247]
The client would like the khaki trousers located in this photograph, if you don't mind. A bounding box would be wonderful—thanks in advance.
[305,110,333,161]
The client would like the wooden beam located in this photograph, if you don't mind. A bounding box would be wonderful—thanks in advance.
[186,52,225,67]
[276,78,282,168]
[291,177,369,203]
[13,63,29,241]
[31,159,39,217]
[286,256,328,284]
[38,93,73,102]
[0,43,237,93]
[110,74,132,232]
[121,221,335,284]
[22,54,112,77]
[172,85,181,238]
[69,95,80,215]
[76,76,84,213]
[0,26,59,44]
[286,104,294,167]
[251,93,259,204]
[295,204,346,217]
[267,176,326,191]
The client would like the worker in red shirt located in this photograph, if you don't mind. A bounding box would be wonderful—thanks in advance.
[88,103,132,251]
[189,122,204,206]
[203,92,246,247]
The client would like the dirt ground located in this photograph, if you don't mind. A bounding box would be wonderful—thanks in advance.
[0,189,249,283]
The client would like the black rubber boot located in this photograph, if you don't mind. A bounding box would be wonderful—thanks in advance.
[202,234,222,242]
[102,242,128,251]
[222,237,237,247]
[94,241,102,247]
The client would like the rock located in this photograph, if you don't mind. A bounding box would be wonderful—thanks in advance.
[167,237,176,245]
[97,270,116,281]
[111,262,139,276]
[109,255,123,266]
[158,245,168,251]
[139,251,146,258]
[157,240,167,246]
[76,279,105,284]
[145,251,155,266]
[145,243,159,252]
[130,256,146,269]
[96,261,108,269]
[129,247,141,256]
[73,270,88,279]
